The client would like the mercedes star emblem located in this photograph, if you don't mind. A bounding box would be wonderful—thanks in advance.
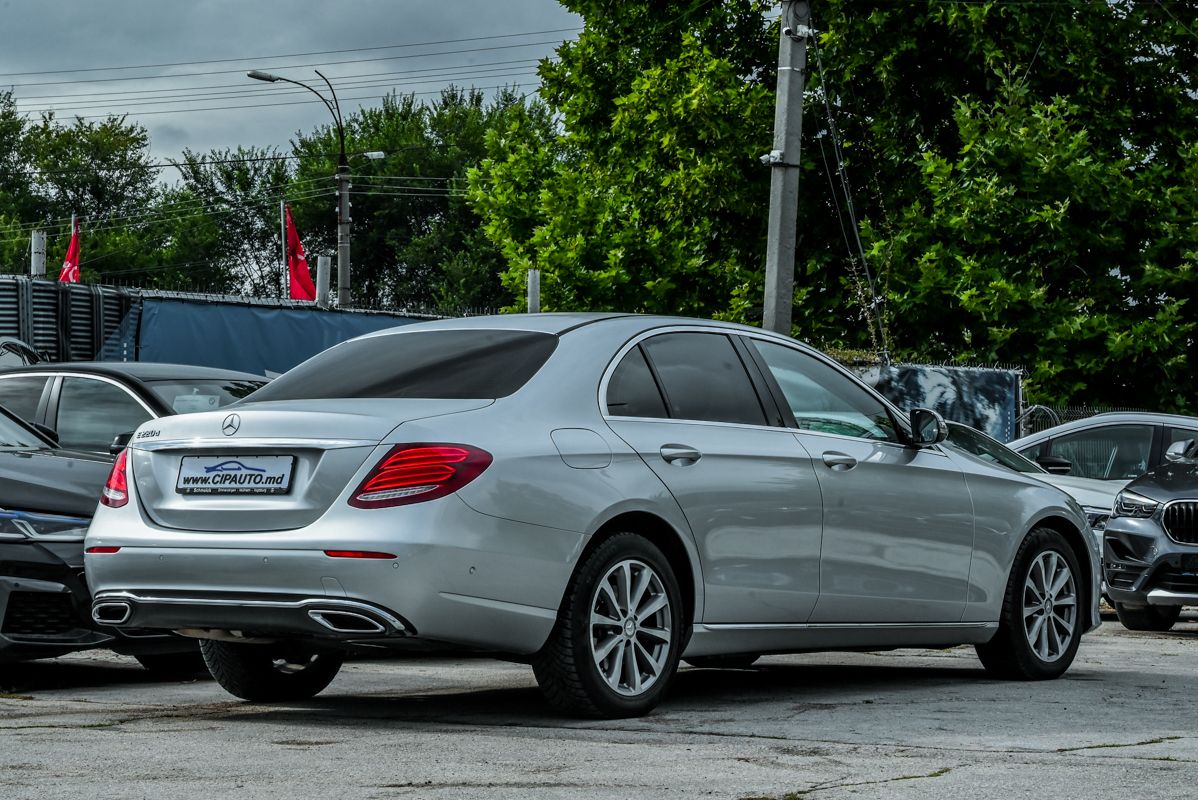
[222,413,241,436]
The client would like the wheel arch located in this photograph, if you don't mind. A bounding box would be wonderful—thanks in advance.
[566,510,702,632]
[1023,514,1095,620]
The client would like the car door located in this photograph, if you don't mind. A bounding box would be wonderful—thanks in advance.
[602,329,824,624]
[49,376,155,453]
[743,336,975,624]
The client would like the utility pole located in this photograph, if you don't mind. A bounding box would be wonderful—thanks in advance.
[30,230,46,278]
[336,161,352,308]
[762,1,811,336]
[527,268,541,313]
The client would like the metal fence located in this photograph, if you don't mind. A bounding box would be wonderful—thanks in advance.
[0,276,130,362]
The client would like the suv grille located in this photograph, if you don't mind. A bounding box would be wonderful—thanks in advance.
[1,592,81,636]
[1162,501,1198,545]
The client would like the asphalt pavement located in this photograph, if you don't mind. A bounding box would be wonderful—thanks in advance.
[1,614,1195,799]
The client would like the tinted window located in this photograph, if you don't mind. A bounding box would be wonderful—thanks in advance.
[606,347,667,418]
[147,379,268,414]
[248,330,557,402]
[946,423,1040,473]
[55,377,153,452]
[1050,425,1153,480]
[1167,427,1198,450]
[0,410,46,449]
[641,333,766,425]
[0,375,49,422]
[751,340,898,442]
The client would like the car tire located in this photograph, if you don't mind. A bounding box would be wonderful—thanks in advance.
[134,649,208,678]
[683,654,760,669]
[199,640,344,702]
[976,526,1083,680]
[533,532,684,718]
[1113,602,1182,632]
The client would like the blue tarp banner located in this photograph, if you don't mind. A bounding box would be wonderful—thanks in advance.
[112,299,422,377]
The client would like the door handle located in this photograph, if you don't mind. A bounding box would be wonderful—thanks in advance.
[660,444,702,466]
[821,451,857,471]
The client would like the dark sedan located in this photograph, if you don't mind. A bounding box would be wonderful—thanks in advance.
[0,405,200,670]
[0,361,267,453]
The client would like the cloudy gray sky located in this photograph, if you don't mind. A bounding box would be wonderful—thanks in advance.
[0,0,578,164]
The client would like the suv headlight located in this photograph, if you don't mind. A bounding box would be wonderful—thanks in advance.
[1112,490,1159,519]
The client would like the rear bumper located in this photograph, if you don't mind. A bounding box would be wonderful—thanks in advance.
[85,494,584,655]
[91,590,413,640]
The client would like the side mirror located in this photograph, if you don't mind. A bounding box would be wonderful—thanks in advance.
[31,422,58,445]
[1036,455,1073,475]
[1166,439,1198,463]
[909,408,948,447]
[110,431,133,456]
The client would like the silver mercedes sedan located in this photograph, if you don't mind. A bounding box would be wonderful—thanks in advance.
[86,314,1100,718]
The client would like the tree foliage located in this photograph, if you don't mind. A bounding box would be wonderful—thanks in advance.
[472,0,1198,410]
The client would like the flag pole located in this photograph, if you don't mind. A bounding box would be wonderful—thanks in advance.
[279,200,287,299]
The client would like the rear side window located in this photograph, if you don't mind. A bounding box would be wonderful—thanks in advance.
[55,377,153,452]
[248,329,558,401]
[641,333,766,426]
[0,376,49,422]
[606,346,667,418]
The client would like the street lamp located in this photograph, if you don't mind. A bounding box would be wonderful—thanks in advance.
[248,69,353,307]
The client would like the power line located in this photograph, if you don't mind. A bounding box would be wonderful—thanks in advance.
[14,57,544,102]
[0,27,578,79]
[2,39,565,90]
[18,69,542,115]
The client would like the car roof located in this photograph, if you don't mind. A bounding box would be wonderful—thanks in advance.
[0,361,266,382]
[1009,411,1198,448]
[356,312,797,341]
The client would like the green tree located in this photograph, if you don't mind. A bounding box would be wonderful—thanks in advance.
[473,0,1198,409]
[291,87,553,311]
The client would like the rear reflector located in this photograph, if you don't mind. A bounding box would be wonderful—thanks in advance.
[86,546,121,554]
[100,448,129,508]
[323,550,397,559]
[349,443,492,509]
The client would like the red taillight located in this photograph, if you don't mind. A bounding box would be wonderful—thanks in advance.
[349,443,492,509]
[324,550,397,559]
[100,448,129,508]
[86,546,121,554]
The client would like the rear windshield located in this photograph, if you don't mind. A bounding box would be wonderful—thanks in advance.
[246,329,558,401]
[146,379,269,414]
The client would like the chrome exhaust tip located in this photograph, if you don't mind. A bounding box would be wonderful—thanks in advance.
[307,609,386,634]
[92,601,132,625]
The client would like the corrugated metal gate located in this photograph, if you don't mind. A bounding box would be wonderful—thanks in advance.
[0,276,131,361]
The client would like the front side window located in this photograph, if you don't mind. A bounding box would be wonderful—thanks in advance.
[55,378,152,452]
[639,333,767,426]
[1050,425,1153,480]
[750,340,898,442]
[946,422,1040,473]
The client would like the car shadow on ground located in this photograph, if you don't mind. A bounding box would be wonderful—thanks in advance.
[207,660,991,730]
[0,658,210,694]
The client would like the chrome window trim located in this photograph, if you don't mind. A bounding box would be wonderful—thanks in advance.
[4,372,158,418]
[133,437,377,451]
[599,325,917,448]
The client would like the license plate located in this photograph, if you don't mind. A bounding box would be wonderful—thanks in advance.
[176,455,295,495]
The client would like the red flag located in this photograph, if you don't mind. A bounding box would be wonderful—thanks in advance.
[58,216,80,283]
[285,205,316,301]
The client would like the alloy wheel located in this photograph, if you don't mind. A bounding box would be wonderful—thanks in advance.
[1022,550,1077,662]
[589,558,673,697]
